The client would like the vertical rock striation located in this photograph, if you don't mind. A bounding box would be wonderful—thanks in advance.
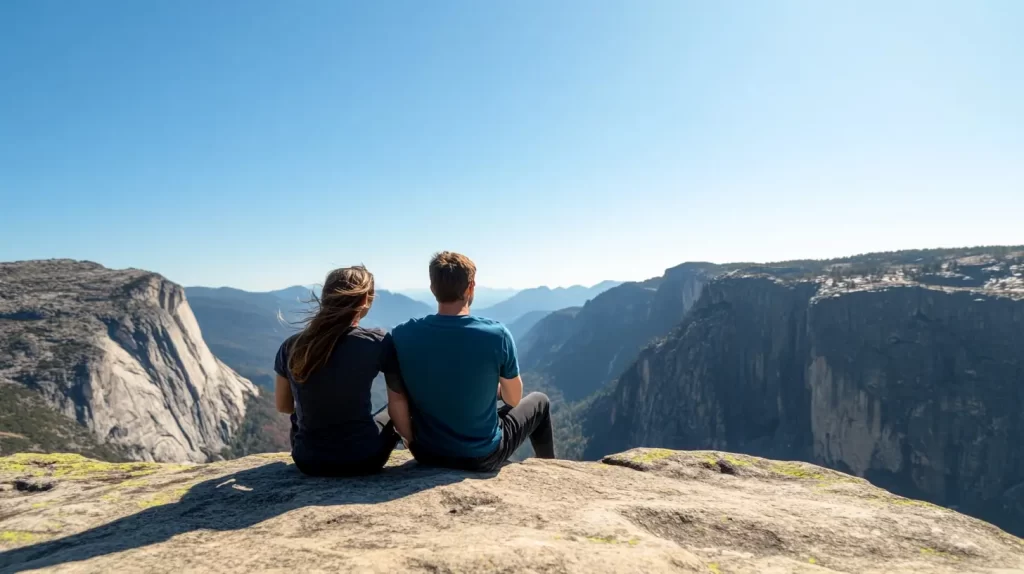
[0,260,257,462]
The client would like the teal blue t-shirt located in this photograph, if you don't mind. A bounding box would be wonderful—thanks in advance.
[390,314,519,458]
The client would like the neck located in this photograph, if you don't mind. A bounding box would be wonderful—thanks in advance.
[437,301,471,316]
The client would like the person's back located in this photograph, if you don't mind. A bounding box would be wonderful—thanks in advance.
[272,266,402,477]
[277,327,391,463]
[391,314,513,458]
[386,251,555,471]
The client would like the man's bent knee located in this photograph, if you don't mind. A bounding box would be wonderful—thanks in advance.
[525,392,550,413]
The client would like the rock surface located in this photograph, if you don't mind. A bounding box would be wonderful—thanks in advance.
[0,260,256,463]
[521,264,723,403]
[1,450,1023,573]
[582,249,1024,535]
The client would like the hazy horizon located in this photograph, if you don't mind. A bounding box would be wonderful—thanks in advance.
[9,242,1023,294]
[2,1,1021,291]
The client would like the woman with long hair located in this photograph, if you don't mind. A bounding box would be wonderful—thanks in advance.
[273,265,402,476]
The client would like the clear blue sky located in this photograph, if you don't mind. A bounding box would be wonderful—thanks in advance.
[2,1,1021,291]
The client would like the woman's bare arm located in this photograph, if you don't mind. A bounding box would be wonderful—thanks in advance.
[275,375,295,414]
[387,388,414,445]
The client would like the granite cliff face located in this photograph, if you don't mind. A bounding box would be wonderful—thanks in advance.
[521,264,723,402]
[582,250,1024,534]
[518,307,581,369]
[2,449,1022,573]
[0,260,257,463]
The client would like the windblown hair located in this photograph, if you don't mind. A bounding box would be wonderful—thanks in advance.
[288,266,375,383]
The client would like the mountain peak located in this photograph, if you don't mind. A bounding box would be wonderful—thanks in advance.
[476,281,622,325]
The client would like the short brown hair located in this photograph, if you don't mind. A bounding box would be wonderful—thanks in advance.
[429,251,476,303]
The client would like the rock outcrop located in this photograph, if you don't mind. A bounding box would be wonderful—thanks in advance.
[1,449,1022,573]
[0,260,257,463]
[582,250,1024,535]
[0,450,1019,568]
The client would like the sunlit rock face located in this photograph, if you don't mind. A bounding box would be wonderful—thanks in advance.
[0,259,256,463]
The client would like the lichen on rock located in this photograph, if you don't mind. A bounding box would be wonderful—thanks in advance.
[1,448,1022,573]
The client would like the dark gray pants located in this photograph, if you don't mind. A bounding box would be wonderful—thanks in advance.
[412,392,555,472]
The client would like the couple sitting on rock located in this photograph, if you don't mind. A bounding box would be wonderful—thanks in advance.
[273,251,555,476]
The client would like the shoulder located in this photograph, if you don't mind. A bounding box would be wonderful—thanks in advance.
[468,316,512,340]
[350,326,387,343]
[391,317,427,338]
[394,316,429,330]
[275,333,301,373]
[278,333,301,353]
[469,315,508,330]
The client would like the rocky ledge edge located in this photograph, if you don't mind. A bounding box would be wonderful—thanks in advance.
[1,449,1022,573]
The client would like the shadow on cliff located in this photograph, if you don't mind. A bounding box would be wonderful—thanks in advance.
[0,458,479,572]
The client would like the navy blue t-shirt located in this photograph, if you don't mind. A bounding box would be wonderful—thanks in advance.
[389,314,519,458]
[274,327,400,464]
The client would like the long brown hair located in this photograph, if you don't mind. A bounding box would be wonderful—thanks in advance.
[288,266,375,383]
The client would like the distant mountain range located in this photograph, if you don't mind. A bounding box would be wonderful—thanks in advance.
[400,286,520,310]
[185,285,431,389]
[263,284,433,329]
[266,285,317,303]
[475,281,622,325]
[183,286,303,388]
[507,310,551,341]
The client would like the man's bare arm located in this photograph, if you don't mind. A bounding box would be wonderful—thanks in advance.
[274,375,295,414]
[498,375,524,407]
[387,388,414,445]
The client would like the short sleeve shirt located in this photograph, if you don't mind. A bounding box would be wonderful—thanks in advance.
[389,315,519,458]
[275,327,401,462]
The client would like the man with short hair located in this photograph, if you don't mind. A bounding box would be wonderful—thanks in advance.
[386,251,555,471]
